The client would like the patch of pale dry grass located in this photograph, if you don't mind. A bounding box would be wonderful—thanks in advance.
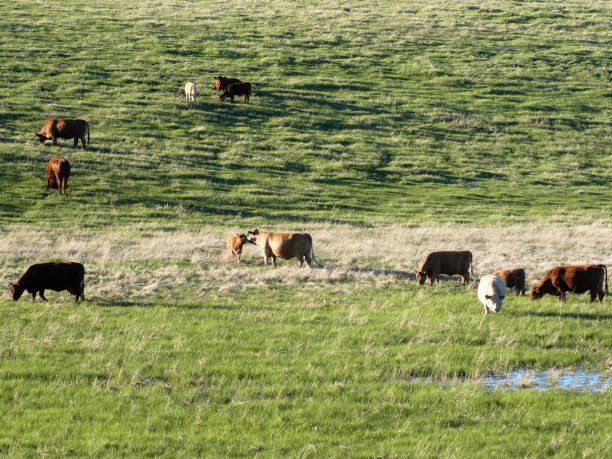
[1,222,610,300]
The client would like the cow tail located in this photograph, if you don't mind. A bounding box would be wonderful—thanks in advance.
[308,235,324,268]
[469,251,474,277]
[601,264,608,294]
[86,121,90,147]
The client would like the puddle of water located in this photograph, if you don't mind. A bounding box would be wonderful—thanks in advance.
[406,369,610,392]
[483,369,610,392]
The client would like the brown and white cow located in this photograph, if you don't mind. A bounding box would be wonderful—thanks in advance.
[46,157,71,195]
[417,251,473,285]
[10,262,85,302]
[36,118,89,148]
[494,268,526,295]
[530,264,607,302]
[219,82,251,103]
[246,229,322,268]
[226,233,254,263]
[212,75,242,91]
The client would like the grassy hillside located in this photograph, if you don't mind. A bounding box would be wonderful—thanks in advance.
[0,1,610,457]
[0,0,610,228]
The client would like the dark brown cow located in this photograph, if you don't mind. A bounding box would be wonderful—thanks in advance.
[530,265,607,302]
[417,251,473,285]
[219,82,251,103]
[494,268,526,295]
[212,75,242,91]
[36,118,89,148]
[10,262,85,302]
[46,157,71,195]
[226,233,255,263]
[247,229,322,268]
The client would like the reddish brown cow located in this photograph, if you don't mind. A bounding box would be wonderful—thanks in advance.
[494,268,526,295]
[46,157,71,195]
[219,82,251,103]
[36,118,89,148]
[417,251,473,286]
[212,75,242,91]
[10,262,85,302]
[530,264,607,302]
[226,233,254,263]
[246,229,322,268]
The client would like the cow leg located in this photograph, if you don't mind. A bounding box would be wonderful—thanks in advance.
[598,289,605,303]
[305,253,313,268]
[32,291,36,301]
[39,290,48,301]
[230,95,235,103]
[271,255,277,268]
[73,137,78,147]
[81,135,87,148]
[298,256,305,267]
[590,289,598,302]
[52,137,57,145]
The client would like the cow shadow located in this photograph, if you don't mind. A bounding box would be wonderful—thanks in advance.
[512,311,612,321]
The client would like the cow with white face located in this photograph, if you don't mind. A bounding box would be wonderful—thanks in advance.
[478,274,507,314]
[185,82,197,102]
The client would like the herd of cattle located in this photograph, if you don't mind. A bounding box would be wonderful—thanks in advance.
[14,74,608,312]
[36,76,248,195]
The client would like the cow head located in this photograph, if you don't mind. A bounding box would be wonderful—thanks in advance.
[237,233,255,246]
[416,271,427,285]
[246,229,260,245]
[10,283,24,301]
[483,294,505,313]
[530,286,542,300]
[212,76,224,90]
[35,133,48,143]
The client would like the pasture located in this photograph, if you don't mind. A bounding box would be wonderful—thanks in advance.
[0,0,610,457]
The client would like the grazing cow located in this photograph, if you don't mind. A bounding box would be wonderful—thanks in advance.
[246,229,322,268]
[219,82,251,103]
[185,82,197,102]
[417,251,473,286]
[46,157,71,195]
[478,274,507,314]
[530,264,608,302]
[10,262,85,302]
[212,75,242,91]
[36,118,89,148]
[494,268,526,295]
[226,233,254,263]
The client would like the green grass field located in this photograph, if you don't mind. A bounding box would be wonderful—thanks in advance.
[0,1,611,457]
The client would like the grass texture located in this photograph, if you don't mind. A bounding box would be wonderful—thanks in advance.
[0,0,611,457]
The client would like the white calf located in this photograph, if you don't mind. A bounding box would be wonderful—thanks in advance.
[478,274,507,314]
[185,82,197,102]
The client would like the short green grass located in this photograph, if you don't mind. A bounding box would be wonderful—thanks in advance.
[0,0,611,457]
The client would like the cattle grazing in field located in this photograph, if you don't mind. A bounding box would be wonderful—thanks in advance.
[184,81,197,102]
[494,268,526,295]
[212,75,242,91]
[417,251,473,285]
[219,82,251,103]
[246,229,322,268]
[530,264,608,302]
[226,233,254,263]
[36,118,89,148]
[46,157,71,195]
[10,262,85,302]
[478,274,507,314]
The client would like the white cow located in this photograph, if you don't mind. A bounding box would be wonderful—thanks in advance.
[184,82,197,102]
[478,274,507,314]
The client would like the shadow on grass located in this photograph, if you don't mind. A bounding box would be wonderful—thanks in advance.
[348,267,416,280]
[512,311,612,321]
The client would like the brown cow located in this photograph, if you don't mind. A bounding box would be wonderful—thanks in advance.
[226,233,255,263]
[494,268,526,295]
[212,75,242,91]
[10,262,85,302]
[530,265,607,302]
[417,251,473,285]
[36,118,89,148]
[219,82,251,103]
[46,157,71,195]
[246,229,322,268]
